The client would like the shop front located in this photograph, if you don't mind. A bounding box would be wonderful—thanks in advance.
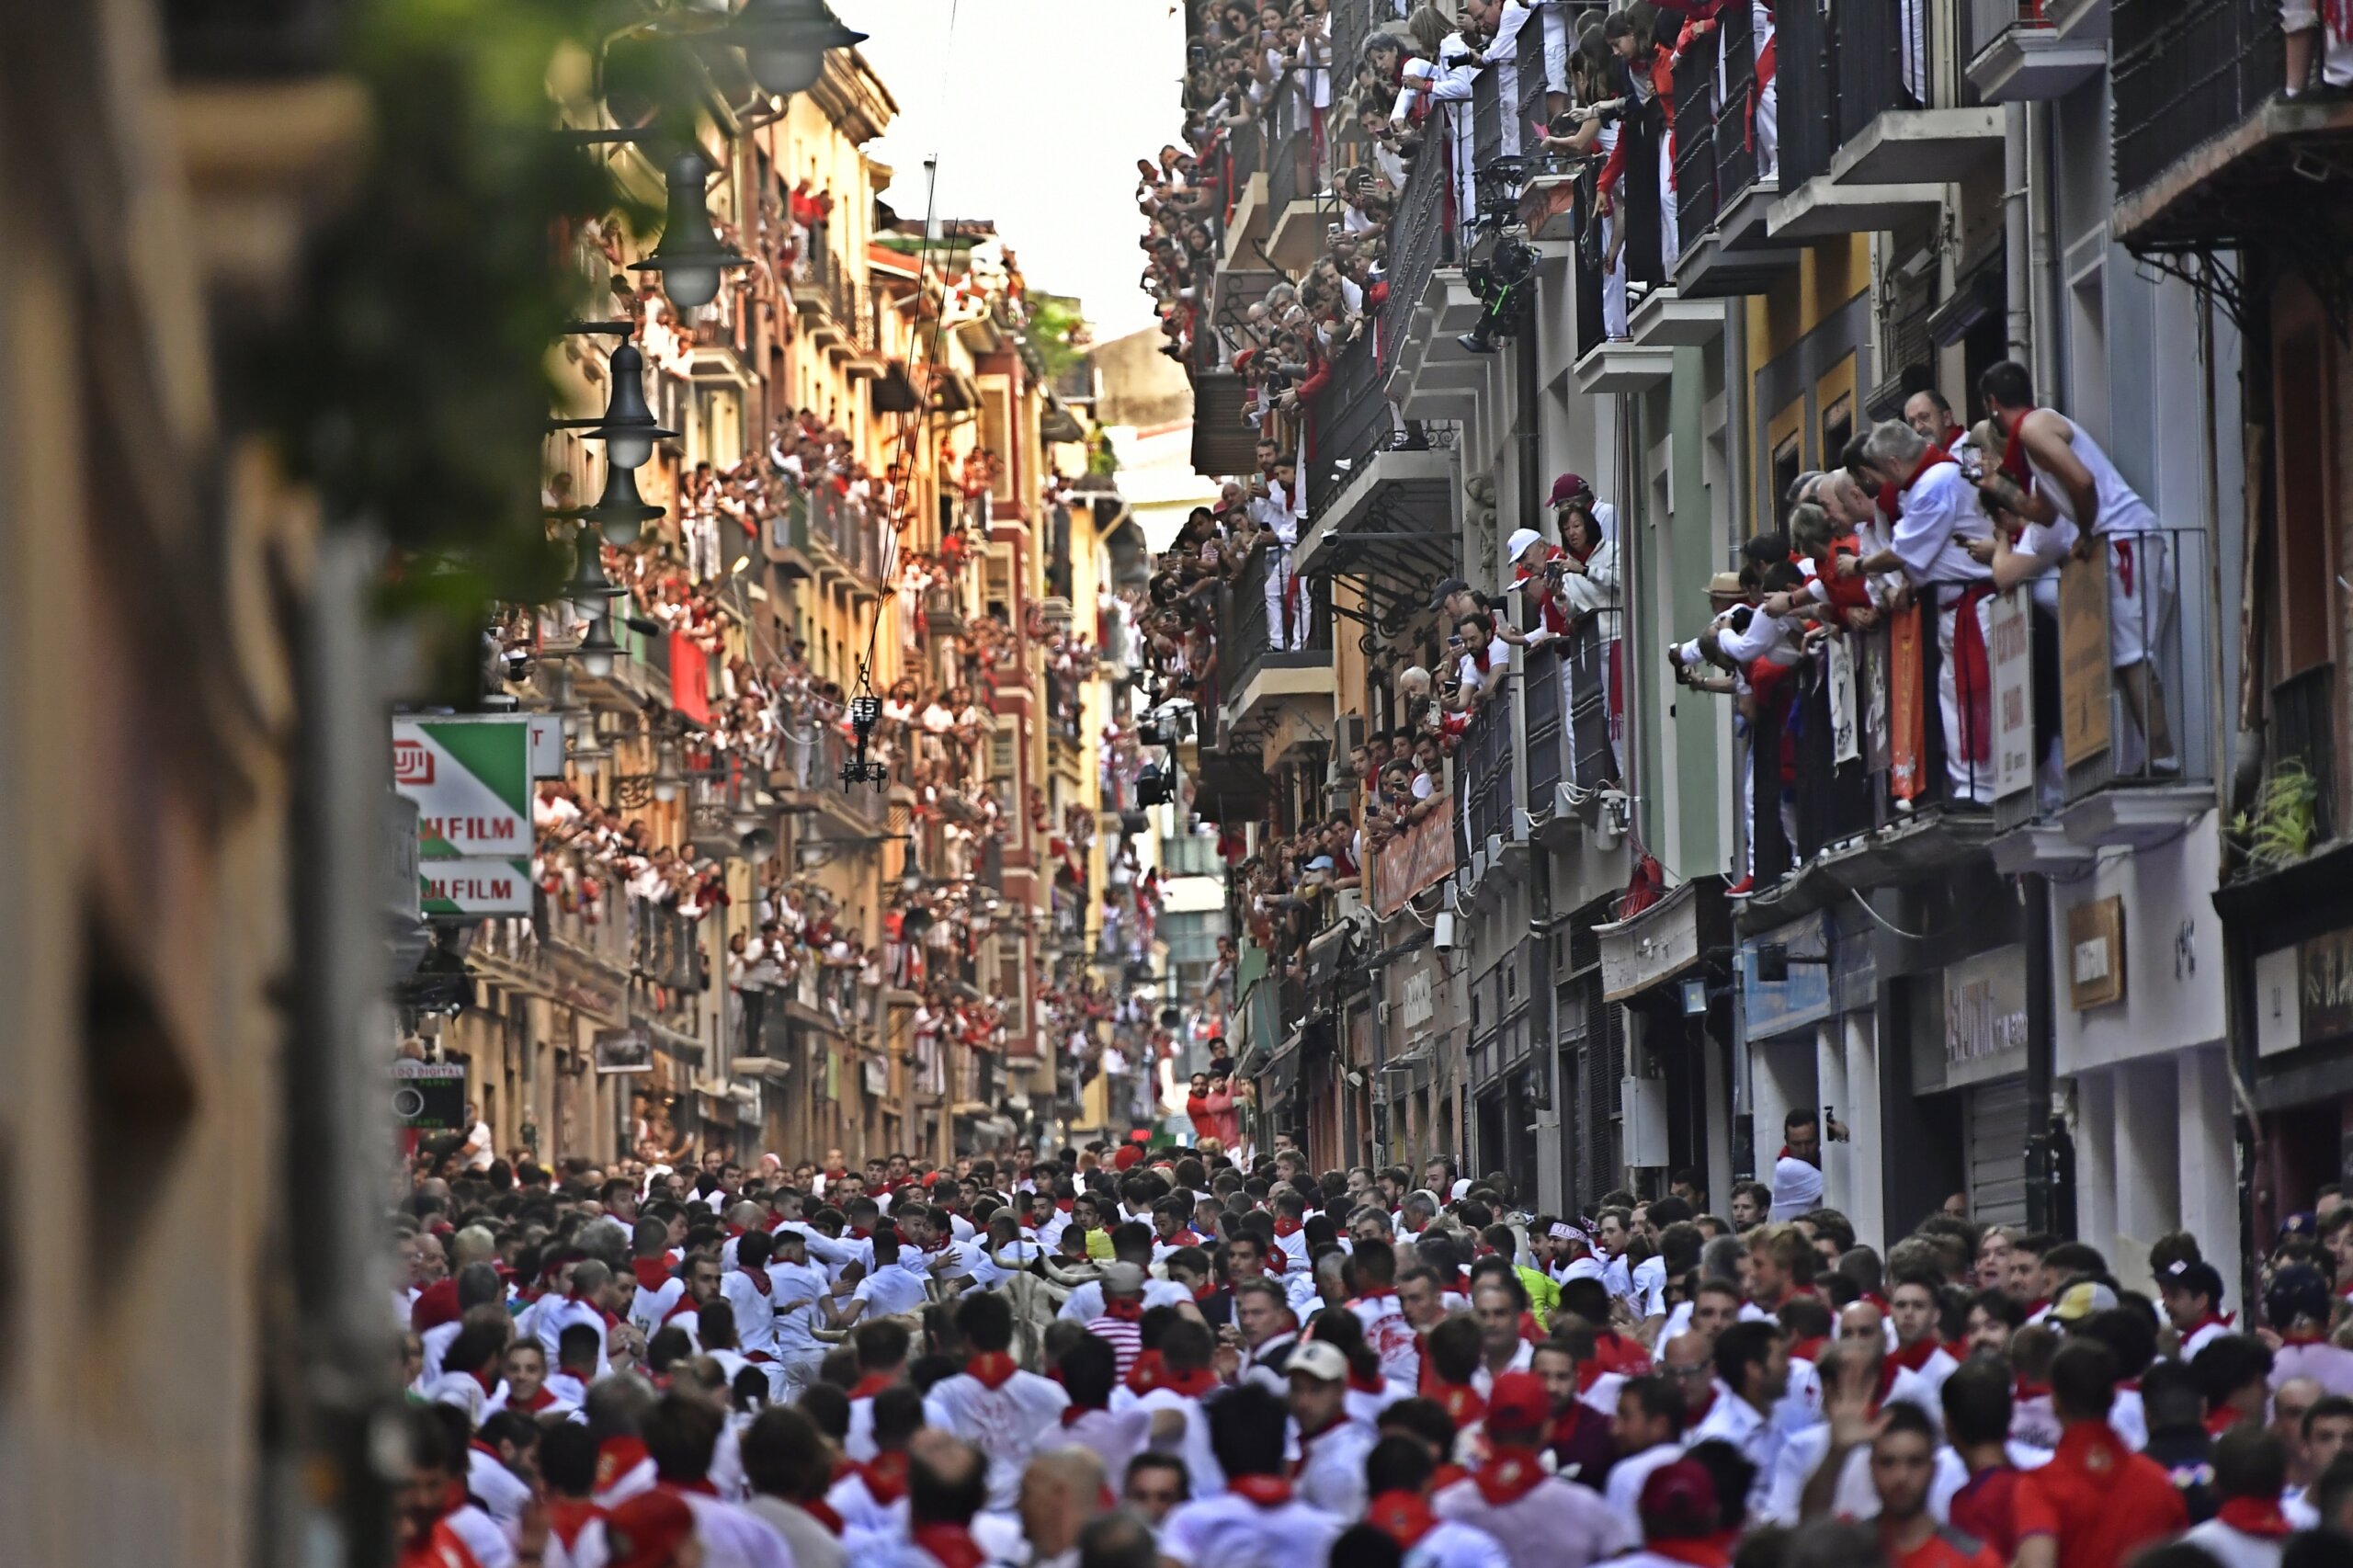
[1594,877,1732,1206]
[1375,937,1461,1174]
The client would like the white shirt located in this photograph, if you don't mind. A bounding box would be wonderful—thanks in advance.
[2176,1519,2286,1568]
[766,1258,830,1359]
[469,1447,534,1534]
[1470,1342,1533,1396]
[1890,460,1993,590]
[1137,1387,1227,1499]
[1401,1519,1513,1568]
[1291,1419,1375,1521]
[1689,1391,1780,1511]
[1051,1404,1159,1494]
[1603,1441,1687,1519]
[846,1388,954,1462]
[1432,1472,1635,1568]
[1056,1276,1193,1323]
[849,1261,932,1320]
[1351,1294,1423,1386]
[1628,1256,1667,1318]
[445,1505,516,1568]
[926,1365,1072,1510]
[1160,1490,1343,1568]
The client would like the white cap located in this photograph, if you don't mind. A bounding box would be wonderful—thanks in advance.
[1287,1341,1349,1382]
[1769,1153,1824,1220]
[1506,527,1545,563]
[1449,1178,1472,1200]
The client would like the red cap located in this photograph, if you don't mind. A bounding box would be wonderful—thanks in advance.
[1638,1460,1721,1536]
[1111,1144,1144,1172]
[603,1490,695,1568]
[1547,472,1592,509]
[1484,1370,1549,1434]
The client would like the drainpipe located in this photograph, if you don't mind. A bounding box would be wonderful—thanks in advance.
[2028,100,2061,398]
[2003,103,2031,364]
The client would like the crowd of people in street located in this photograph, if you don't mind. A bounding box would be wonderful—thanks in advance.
[394,1106,2353,1568]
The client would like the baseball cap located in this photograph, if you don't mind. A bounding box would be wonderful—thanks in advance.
[1485,1369,1549,1432]
[2268,1263,2331,1330]
[2047,1280,2120,1324]
[603,1490,696,1568]
[1427,576,1471,611]
[1506,527,1546,563]
[1306,854,1336,870]
[1101,1261,1147,1296]
[2279,1210,2318,1242]
[1546,472,1592,509]
[1288,1341,1349,1382]
[1111,1144,1144,1172]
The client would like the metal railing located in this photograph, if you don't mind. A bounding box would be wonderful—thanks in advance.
[1674,24,1722,239]
[1525,640,1566,810]
[1965,0,2050,61]
[1460,693,1517,856]
[1217,541,1333,699]
[775,722,890,824]
[632,896,704,995]
[1564,619,1619,791]
[2273,664,2339,846]
[1778,0,1839,189]
[1303,335,1387,517]
[1380,135,1454,368]
[1713,1,1767,192]
[2112,0,2281,200]
[807,480,888,583]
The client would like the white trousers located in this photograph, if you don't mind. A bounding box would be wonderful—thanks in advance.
[1264,556,1307,650]
[1938,593,1996,805]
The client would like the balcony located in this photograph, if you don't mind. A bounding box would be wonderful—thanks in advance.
[2110,0,2350,256]
[1290,335,1459,609]
[772,722,889,830]
[1370,135,1461,411]
[1264,110,1324,274]
[1963,0,2105,102]
[1979,530,2221,869]
[1524,621,1621,844]
[1215,540,1334,744]
[1742,612,1996,927]
[1672,5,1803,297]
[1770,1,2004,240]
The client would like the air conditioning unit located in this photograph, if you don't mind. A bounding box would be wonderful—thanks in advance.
[1511,806,1536,840]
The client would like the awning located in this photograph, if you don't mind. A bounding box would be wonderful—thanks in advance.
[1189,372,1259,476]
[1255,1028,1305,1101]
[1591,876,1730,1003]
[641,1015,707,1067]
[870,360,922,414]
[732,1055,792,1082]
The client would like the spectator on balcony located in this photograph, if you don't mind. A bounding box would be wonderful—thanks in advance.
[1392,5,1484,235]
[1597,6,1679,290]
[1247,460,1313,651]
[1445,611,1514,711]
[2285,2,2353,95]
[1974,358,2177,777]
[1845,418,1997,807]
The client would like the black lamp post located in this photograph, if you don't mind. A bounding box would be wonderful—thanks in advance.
[632,151,751,309]
[719,0,869,97]
[551,340,675,469]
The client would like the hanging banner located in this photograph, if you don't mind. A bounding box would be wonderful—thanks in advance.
[1827,631,1859,767]
[1888,604,1926,801]
[1990,585,2035,801]
[1371,794,1458,917]
[2060,551,2112,769]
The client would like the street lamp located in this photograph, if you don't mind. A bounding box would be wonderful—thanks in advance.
[633,151,750,310]
[574,612,621,679]
[552,340,675,470]
[561,462,666,547]
[652,741,687,804]
[565,527,625,616]
[720,0,869,97]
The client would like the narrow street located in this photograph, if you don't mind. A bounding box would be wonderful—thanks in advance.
[8,4,2353,1567]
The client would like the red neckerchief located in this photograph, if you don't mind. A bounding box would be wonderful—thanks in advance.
[465,1364,498,1399]
[911,1522,987,1568]
[738,1267,771,1296]
[1125,1350,1165,1393]
[1273,1216,1302,1238]
[849,1225,874,1241]
[514,1385,561,1413]
[1158,1364,1219,1398]
[1881,1335,1940,1389]
[964,1352,1019,1390]
[629,1257,672,1292]
[471,1437,506,1464]
[1433,1461,1471,1492]
[2216,1496,2293,1538]
[1055,1199,1075,1214]
[861,1450,910,1506]
[1997,407,2035,488]
[1546,1400,1589,1453]
[1366,1490,1438,1547]
[1191,1281,1221,1305]
[848,1372,895,1400]
[1472,1445,1548,1506]
[1228,1475,1293,1507]
[1060,1402,1105,1427]
[594,1437,649,1494]
[1164,1229,1202,1246]
[1647,1537,1735,1568]
[1100,1296,1142,1322]
[2015,1377,2050,1403]
[2205,1406,2247,1437]
[1594,1329,1652,1375]
[1433,1381,1486,1427]
[2186,1311,2234,1336]
[544,1497,604,1550]
[2283,1328,2329,1346]
[663,1292,703,1324]
[665,1478,719,1498]
[1789,1335,1827,1364]
[1348,1368,1388,1395]
[802,1499,845,1537]
[1686,1386,1718,1423]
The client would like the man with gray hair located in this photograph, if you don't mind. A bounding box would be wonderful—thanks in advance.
[1847,417,1997,805]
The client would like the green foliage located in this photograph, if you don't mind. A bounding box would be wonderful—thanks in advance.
[1087,429,1120,479]
[2230,759,2321,876]
[249,0,692,690]
[1026,295,1086,382]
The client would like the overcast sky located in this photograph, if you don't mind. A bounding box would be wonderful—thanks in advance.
[834,0,1185,340]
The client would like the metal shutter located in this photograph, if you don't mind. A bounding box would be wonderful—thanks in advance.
[1967,1078,2032,1228]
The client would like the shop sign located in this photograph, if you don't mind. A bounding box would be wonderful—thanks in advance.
[394,715,532,914]
[1402,969,1434,1033]
[1944,945,2028,1087]
[1371,794,1457,917]
[1990,586,2034,801]
[1739,911,1833,1040]
[2059,552,2112,769]
[392,1061,467,1129]
[2067,897,2126,1011]
[2256,944,2302,1057]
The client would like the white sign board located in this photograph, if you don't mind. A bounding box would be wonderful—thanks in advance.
[393,718,532,857]
[419,858,534,916]
[1990,586,2034,801]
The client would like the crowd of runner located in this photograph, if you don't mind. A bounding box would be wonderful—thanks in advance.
[393,1120,2353,1568]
